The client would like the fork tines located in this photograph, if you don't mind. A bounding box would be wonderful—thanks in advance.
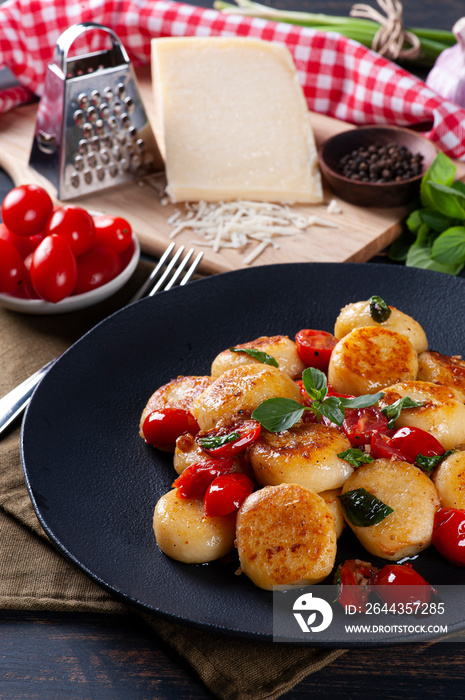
[131,243,203,302]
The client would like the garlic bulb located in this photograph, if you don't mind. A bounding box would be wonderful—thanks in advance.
[426,17,465,107]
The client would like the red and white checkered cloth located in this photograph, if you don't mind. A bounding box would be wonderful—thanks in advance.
[1,0,465,160]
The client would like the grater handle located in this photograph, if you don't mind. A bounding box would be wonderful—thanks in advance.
[51,22,130,76]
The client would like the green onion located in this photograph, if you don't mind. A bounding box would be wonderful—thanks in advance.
[213,0,456,67]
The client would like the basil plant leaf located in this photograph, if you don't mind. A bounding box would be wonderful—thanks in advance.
[426,182,465,219]
[431,226,465,267]
[339,488,394,527]
[340,391,384,410]
[251,398,305,432]
[338,448,375,468]
[198,432,239,449]
[420,151,456,209]
[229,346,279,368]
[416,450,455,473]
[317,396,345,427]
[302,366,328,401]
[369,295,391,323]
[380,396,426,428]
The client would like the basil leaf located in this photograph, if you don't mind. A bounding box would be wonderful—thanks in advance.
[339,488,394,527]
[251,398,305,432]
[431,226,465,266]
[229,346,279,368]
[317,396,345,426]
[405,233,463,275]
[380,396,426,428]
[420,208,457,233]
[369,295,391,323]
[405,208,424,234]
[420,151,456,209]
[426,182,465,219]
[415,450,455,473]
[338,448,375,468]
[340,391,384,409]
[198,432,240,449]
[302,366,328,401]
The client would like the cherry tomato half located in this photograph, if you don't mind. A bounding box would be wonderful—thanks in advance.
[172,458,236,499]
[203,472,254,517]
[342,406,390,446]
[389,426,445,463]
[143,407,200,451]
[46,206,96,256]
[0,222,43,259]
[29,234,77,303]
[370,432,407,461]
[1,184,53,237]
[73,245,122,295]
[0,239,28,293]
[432,508,465,567]
[93,214,133,254]
[373,562,434,606]
[336,559,378,612]
[195,419,261,458]
[295,329,338,371]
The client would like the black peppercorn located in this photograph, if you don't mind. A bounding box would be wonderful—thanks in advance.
[337,141,424,183]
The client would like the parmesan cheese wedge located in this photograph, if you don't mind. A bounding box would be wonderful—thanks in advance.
[151,37,323,204]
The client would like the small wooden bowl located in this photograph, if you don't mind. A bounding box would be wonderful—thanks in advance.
[318,125,438,207]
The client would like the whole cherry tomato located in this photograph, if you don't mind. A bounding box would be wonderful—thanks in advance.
[373,562,434,606]
[46,206,95,256]
[0,239,28,293]
[295,329,338,371]
[0,222,43,258]
[93,214,133,254]
[432,508,465,567]
[73,246,121,295]
[203,472,254,517]
[172,458,236,499]
[142,407,200,451]
[196,419,261,458]
[342,406,390,446]
[389,426,445,463]
[1,184,53,236]
[29,234,77,303]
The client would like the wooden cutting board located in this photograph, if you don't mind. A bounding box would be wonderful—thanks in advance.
[0,65,461,275]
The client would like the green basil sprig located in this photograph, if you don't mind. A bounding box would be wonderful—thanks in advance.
[198,432,240,450]
[229,346,278,367]
[369,295,391,323]
[338,448,375,468]
[251,367,383,432]
[380,396,426,428]
[339,488,394,527]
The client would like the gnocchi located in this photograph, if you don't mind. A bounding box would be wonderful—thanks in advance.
[211,335,305,380]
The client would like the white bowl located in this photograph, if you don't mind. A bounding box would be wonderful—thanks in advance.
[0,234,140,315]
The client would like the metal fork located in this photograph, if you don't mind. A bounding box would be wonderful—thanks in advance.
[0,243,203,440]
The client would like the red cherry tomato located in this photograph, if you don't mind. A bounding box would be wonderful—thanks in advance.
[295,329,338,371]
[203,472,254,517]
[93,214,133,254]
[336,559,378,612]
[73,246,122,295]
[342,406,390,446]
[432,508,465,567]
[195,419,261,458]
[1,184,53,236]
[142,407,200,451]
[0,222,43,258]
[389,426,445,463]
[172,458,236,499]
[370,432,407,461]
[29,234,77,303]
[0,238,28,293]
[46,206,96,256]
[373,563,434,606]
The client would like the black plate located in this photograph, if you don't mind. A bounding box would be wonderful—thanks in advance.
[21,263,465,643]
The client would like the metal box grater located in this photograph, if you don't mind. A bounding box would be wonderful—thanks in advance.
[29,22,164,201]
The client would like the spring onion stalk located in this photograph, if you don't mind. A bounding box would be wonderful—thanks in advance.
[213,0,456,66]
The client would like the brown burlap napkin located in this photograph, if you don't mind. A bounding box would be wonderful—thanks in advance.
[0,260,346,700]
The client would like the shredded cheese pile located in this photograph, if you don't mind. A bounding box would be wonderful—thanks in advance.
[165,200,340,265]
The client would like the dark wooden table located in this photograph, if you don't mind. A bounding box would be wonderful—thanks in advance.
[2,1,465,698]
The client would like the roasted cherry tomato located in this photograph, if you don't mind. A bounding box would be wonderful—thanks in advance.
[46,206,96,256]
[336,559,378,612]
[432,508,465,567]
[389,426,445,464]
[203,472,254,517]
[295,329,338,371]
[0,222,43,259]
[93,214,133,254]
[342,406,390,446]
[1,184,53,237]
[370,432,407,461]
[0,238,28,293]
[143,407,200,451]
[29,234,77,303]
[172,458,236,499]
[73,245,122,295]
[196,419,261,457]
[373,562,434,606]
